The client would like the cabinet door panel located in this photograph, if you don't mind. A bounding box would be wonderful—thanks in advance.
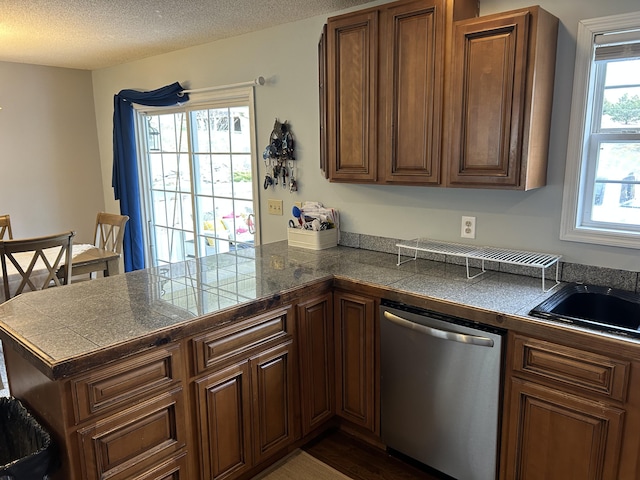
[448,12,529,187]
[298,293,335,436]
[327,10,378,181]
[383,0,443,184]
[195,362,252,480]
[251,341,295,465]
[334,291,376,432]
[505,378,624,480]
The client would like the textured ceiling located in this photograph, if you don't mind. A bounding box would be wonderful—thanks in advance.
[0,0,373,70]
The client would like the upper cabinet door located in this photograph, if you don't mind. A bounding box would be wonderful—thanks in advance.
[381,0,445,184]
[446,7,558,189]
[327,10,379,182]
[448,11,529,187]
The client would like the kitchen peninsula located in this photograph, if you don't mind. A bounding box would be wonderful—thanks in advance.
[1,241,640,479]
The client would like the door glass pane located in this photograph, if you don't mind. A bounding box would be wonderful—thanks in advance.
[230,107,251,153]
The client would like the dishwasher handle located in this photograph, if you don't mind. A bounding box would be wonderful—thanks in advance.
[383,310,494,347]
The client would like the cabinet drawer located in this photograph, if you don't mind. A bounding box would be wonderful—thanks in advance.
[129,452,188,480]
[192,305,291,374]
[512,335,629,401]
[72,344,184,423]
[77,387,186,480]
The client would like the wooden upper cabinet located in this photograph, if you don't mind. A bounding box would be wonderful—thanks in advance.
[326,9,379,182]
[323,0,478,185]
[380,0,444,184]
[446,6,559,189]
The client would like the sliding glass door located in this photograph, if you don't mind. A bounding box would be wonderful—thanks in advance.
[137,91,258,268]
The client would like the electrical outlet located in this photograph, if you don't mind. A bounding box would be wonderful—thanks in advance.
[461,216,476,239]
[268,199,283,215]
[293,201,302,209]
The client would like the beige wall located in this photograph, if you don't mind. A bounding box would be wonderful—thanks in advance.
[96,0,640,271]
[0,62,104,243]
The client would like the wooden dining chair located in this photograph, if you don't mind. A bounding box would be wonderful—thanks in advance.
[0,231,75,301]
[95,212,129,254]
[0,215,12,240]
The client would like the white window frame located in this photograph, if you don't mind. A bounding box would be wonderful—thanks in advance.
[560,11,640,249]
[134,87,261,267]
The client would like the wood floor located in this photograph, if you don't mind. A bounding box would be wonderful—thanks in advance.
[303,429,450,480]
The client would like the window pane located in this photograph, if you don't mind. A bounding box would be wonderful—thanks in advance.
[194,154,213,196]
[158,153,179,190]
[591,142,640,225]
[231,199,255,245]
[158,113,187,152]
[153,226,193,264]
[230,107,251,153]
[191,111,209,153]
[149,153,166,189]
[177,153,192,192]
[213,154,233,195]
[209,108,231,152]
[601,59,640,130]
[232,154,253,200]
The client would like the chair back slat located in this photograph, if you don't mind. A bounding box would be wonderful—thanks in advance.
[0,231,75,300]
[0,215,12,240]
[94,213,129,254]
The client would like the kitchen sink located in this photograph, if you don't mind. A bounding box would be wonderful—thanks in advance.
[529,283,640,336]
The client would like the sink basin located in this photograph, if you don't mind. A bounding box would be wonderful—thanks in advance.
[529,283,640,336]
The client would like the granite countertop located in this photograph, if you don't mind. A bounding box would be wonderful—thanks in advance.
[0,241,635,379]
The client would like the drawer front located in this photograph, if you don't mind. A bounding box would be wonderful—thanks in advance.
[193,305,291,374]
[512,335,629,401]
[72,344,183,423]
[129,452,189,480]
[77,388,186,480]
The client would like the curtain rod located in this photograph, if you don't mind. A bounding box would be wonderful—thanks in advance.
[179,76,265,96]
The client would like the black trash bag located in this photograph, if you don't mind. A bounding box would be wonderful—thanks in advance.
[0,397,56,480]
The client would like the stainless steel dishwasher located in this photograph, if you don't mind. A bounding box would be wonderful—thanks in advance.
[380,300,505,480]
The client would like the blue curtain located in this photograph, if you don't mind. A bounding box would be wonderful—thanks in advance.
[112,82,188,272]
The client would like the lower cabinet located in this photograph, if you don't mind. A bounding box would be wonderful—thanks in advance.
[505,378,624,480]
[195,362,253,480]
[77,388,187,480]
[502,334,629,480]
[333,290,377,433]
[251,341,296,465]
[67,344,189,480]
[194,340,295,480]
[191,304,297,480]
[297,292,335,436]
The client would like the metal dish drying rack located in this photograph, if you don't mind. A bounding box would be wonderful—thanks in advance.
[396,238,562,292]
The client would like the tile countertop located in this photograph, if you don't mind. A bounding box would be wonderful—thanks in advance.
[0,240,637,380]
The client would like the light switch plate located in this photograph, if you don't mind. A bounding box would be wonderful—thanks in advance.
[268,199,283,215]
